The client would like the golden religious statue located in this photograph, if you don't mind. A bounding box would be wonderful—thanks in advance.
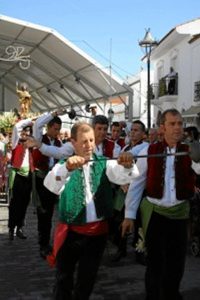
[16,82,32,117]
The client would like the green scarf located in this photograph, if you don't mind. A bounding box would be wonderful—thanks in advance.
[140,198,190,237]
[9,166,30,190]
[59,154,113,224]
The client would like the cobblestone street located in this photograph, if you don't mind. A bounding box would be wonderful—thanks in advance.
[0,203,200,300]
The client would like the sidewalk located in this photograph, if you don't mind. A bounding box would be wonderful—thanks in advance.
[0,203,200,300]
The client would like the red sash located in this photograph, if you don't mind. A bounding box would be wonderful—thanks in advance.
[47,220,108,267]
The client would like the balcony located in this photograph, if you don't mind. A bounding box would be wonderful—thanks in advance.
[150,73,178,104]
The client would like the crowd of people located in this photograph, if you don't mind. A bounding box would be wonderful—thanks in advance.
[1,108,200,300]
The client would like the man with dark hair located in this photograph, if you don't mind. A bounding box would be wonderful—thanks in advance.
[123,120,148,155]
[32,112,62,258]
[92,115,120,158]
[92,114,109,127]
[183,125,200,251]
[27,115,121,160]
[111,119,148,262]
[8,118,34,240]
[122,109,200,300]
[110,121,125,149]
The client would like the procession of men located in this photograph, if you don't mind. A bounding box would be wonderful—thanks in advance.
[0,94,200,300]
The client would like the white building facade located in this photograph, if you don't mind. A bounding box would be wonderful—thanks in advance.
[60,18,200,132]
[150,18,200,128]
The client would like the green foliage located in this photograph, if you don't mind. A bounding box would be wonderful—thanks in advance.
[0,113,17,133]
[158,78,167,97]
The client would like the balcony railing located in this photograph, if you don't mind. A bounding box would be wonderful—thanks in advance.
[150,73,178,100]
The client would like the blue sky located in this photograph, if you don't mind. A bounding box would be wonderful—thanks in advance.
[1,0,200,80]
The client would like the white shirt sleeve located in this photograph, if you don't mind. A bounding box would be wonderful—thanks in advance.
[106,160,140,185]
[39,141,74,159]
[11,118,32,149]
[43,163,70,195]
[44,157,140,201]
[33,112,53,141]
[191,161,200,175]
[125,147,148,219]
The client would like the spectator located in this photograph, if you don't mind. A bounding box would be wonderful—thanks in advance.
[148,128,158,144]
[167,67,177,95]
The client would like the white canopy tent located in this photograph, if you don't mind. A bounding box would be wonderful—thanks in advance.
[0,15,133,120]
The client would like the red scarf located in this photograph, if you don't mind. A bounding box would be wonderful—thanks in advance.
[47,220,108,267]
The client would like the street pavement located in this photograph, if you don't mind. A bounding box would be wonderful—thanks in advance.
[0,203,200,300]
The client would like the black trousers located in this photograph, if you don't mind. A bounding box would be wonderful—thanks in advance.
[168,79,176,94]
[54,231,107,300]
[8,173,32,229]
[109,208,127,253]
[145,212,188,300]
[35,176,58,247]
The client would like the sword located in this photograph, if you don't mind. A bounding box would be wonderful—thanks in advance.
[88,151,189,162]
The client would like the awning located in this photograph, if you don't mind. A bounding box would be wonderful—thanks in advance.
[0,15,131,115]
[182,106,200,118]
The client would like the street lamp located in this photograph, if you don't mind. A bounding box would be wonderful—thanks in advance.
[139,28,158,129]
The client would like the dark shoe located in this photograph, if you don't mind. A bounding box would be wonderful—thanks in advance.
[9,229,14,241]
[111,250,127,262]
[16,228,27,239]
[40,245,52,259]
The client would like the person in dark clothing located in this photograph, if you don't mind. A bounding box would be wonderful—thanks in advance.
[122,109,200,300]
[8,118,34,240]
[32,112,62,258]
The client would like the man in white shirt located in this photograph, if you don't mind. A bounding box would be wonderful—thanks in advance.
[92,115,121,158]
[8,118,34,240]
[122,109,200,300]
[110,121,125,150]
[32,112,62,259]
[25,115,121,159]
[111,120,148,263]
[44,122,139,300]
[122,120,149,155]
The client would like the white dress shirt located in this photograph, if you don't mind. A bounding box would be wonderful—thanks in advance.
[33,112,53,141]
[125,145,200,220]
[33,112,65,167]
[12,118,32,150]
[95,141,121,158]
[39,140,120,161]
[44,159,139,223]
[39,141,74,160]
[11,118,33,168]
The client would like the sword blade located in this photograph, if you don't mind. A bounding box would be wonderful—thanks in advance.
[88,151,189,162]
